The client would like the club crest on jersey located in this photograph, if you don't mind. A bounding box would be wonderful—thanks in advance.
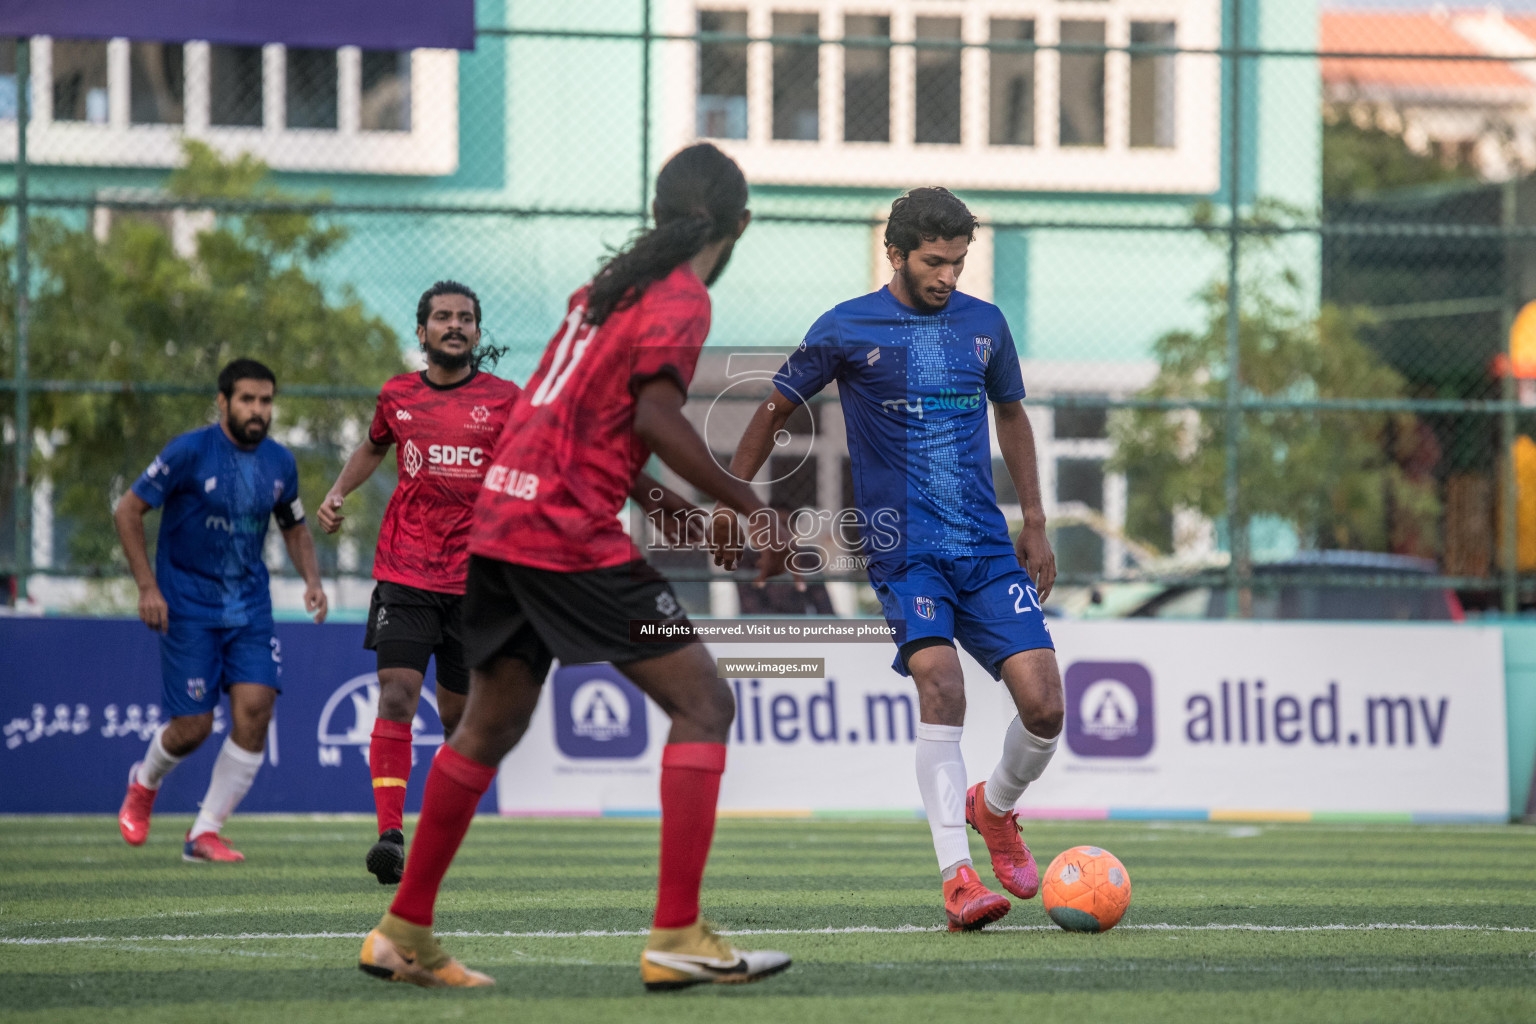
[913,596,936,621]
[402,439,424,478]
[470,405,490,425]
[187,677,207,701]
[974,335,995,366]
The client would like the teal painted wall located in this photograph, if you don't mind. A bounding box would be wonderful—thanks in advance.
[3,0,1323,379]
[1502,625,1536,819]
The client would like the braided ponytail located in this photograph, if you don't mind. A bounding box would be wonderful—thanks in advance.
[584,143,748,326]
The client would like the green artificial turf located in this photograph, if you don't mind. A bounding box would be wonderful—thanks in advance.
[2,816,1534,1023]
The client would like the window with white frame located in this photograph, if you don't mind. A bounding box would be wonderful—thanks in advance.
[0,37,458,175]
[669,0,1219,193]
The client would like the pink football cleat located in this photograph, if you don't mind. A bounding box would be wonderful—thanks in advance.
[119,763,157,846]
[183,831,245,863]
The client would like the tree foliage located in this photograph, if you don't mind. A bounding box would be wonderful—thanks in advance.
[1109,207,1441,556]
[20,142,405,571]
[1323,117,1474,202]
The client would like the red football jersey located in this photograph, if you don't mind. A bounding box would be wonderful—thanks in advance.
[470,263,711,571]
[368,370,522,593]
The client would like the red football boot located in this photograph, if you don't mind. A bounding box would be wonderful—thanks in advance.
[183,831,245,863]
[943,864,1011,932]
[966,781,1040,899]
[118,763,157,846]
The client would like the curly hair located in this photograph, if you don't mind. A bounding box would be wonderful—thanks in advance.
[883,187,978,257]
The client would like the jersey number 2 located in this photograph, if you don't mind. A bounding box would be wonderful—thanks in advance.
[530,306,597,407]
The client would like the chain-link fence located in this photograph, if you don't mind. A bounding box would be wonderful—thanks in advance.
[6,1,1536,620]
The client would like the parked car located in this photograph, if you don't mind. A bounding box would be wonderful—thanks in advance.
[1076,551,1464,622]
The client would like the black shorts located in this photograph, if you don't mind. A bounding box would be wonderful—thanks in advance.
[363,581,470,695]
[462,554,695,675]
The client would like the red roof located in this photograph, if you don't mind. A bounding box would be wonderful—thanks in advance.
[1321,12,1530,93]
[1505,15,1536,47]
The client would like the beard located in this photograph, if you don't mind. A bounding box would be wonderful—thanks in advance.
[704,237,737,286]
[425,331,475,371]
[228,411,269,445]
[425,344,473,371]
[898,262,950,313]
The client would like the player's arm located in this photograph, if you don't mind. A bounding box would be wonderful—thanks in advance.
[993,399,1057,601]
[709,387,799,570]
[318,439,390,534]
[632,377,790,581]
[113,490,168,634]
[631,472,712,547]
[728,386,798,488]
[279,521,329,624]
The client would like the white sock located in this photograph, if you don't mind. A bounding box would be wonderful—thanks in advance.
[915,722,971,877]
[136,725,185,790]
[190,738,264,838]
[984,716,1059,816]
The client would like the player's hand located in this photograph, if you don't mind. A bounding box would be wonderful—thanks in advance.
[750,510,794,583]
[138,584,169,634]
[317,492,346,534]
[1015,518,1057,603]
[305,582,329,624]
[709,504,746,570]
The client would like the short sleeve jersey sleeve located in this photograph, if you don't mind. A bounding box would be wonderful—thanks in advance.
[367,389,395,447]
[130,434,195,509]
[272,449,305,529]
[627,279,712,397]
[985,319,1027,403]
[773,309,845,405]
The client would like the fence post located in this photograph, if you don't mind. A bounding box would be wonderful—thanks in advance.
[1502,179,1519,615]
[639,0,653,224]
[1223,1,1244,618]
[12,38,30,604]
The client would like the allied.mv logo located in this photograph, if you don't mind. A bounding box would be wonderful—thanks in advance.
[1063,661,1155,758]
[315,673,446,768]
[552,665,649,759]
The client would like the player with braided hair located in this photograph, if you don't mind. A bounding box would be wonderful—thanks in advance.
[357,143,794,991]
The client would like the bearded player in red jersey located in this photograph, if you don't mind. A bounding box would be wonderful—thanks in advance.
[357,143,795,991]
[317,281,520,885]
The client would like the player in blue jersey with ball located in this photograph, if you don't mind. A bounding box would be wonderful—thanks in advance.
[721,188,1063,931]
[114,359,328,863]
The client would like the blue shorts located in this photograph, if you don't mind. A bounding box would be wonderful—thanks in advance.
[873,553,1054,680]
[159,619,282,718]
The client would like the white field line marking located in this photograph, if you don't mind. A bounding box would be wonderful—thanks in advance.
[5,922,1536,946]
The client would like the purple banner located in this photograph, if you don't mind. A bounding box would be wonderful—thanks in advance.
[0,617,494,816]
[0,1,476,51]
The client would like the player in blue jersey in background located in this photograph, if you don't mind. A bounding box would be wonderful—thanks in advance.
[113,359,328,863]
[721,188,1063,932]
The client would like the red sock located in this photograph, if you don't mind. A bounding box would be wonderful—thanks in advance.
[653,742,727,929]
[388,744,496,927]
[369,719,413,835]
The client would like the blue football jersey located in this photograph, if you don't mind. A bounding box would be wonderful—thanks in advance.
[131,424,304,627]
[773,287,1026,579]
